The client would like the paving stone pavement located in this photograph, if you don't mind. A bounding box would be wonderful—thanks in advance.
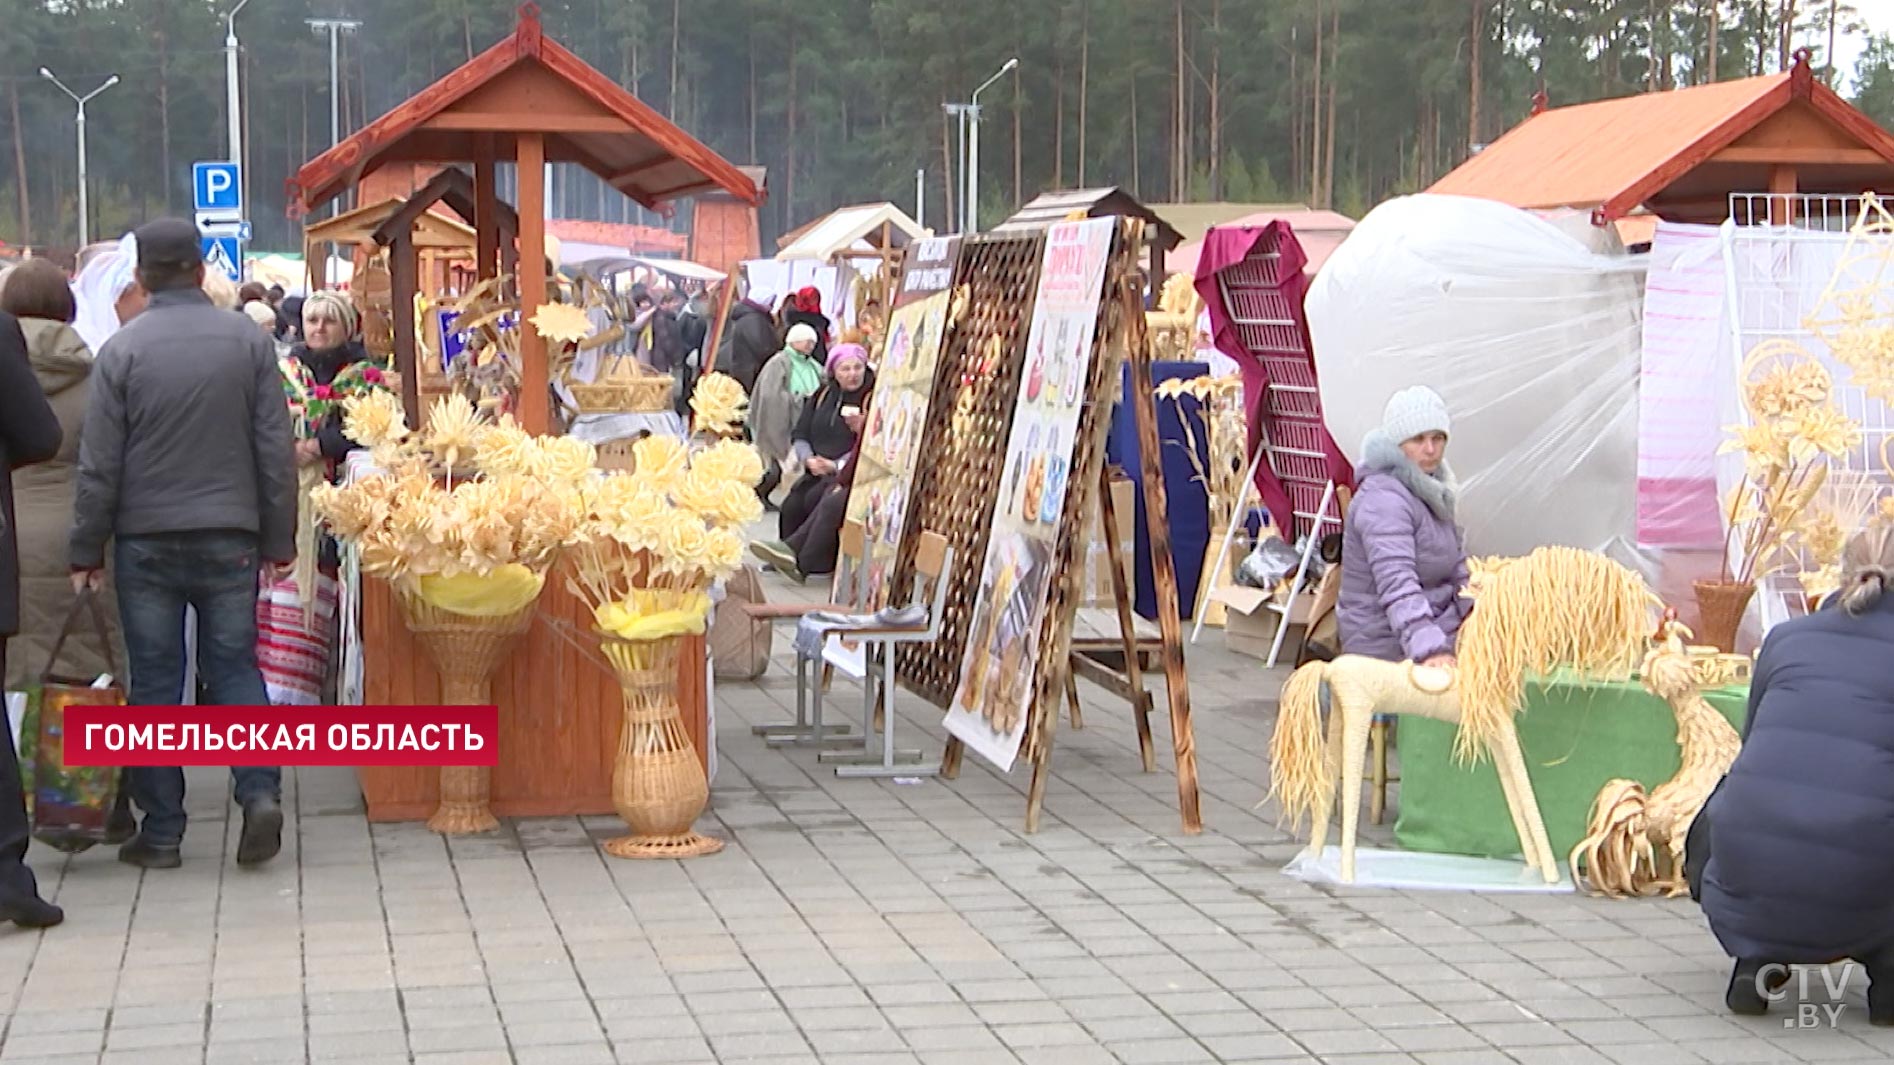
[0,565,1882,1065]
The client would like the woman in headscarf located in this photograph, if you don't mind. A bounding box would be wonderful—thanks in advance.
[783,286,832,365]
[258,291,390,705]
[70,234,144,352]
[775,344,873,542]
[749,322,824,510]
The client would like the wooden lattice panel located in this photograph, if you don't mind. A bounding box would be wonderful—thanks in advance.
[1021,223,1137,764]
[895,233,1047,707]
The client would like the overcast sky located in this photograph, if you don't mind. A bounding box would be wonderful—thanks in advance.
[1832,0,1893,89]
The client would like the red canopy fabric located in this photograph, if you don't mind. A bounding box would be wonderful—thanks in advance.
[1192,221,1354,540]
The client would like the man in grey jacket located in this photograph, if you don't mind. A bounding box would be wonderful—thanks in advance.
[69,218,298,870]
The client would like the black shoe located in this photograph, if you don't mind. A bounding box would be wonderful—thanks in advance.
[237,799,283,867]
[1870,978,1894,1026]
[1727,959,1786,1016]
[0,894,64,929]
[118,836,182,870]
[104,796,136,845]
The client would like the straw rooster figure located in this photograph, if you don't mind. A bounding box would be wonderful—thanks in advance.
[1569,618,1744,898]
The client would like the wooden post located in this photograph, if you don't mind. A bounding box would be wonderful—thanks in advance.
[474,134,499,281]
[390,233,421,427]
[1099,463,1156,773]
[1125,287,1203,834]
[516,133,549,436]
[1768,164,1798,227]
[699,278,738,376]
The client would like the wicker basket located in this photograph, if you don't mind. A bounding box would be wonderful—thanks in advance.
[599,635,722,858]
[569,376,673,415]
[396,589,538,835]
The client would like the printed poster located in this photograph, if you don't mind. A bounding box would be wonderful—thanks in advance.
[943,217,1115,771]
[830,237,960,675]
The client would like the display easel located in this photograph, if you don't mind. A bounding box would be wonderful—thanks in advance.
[938,245,1201,835]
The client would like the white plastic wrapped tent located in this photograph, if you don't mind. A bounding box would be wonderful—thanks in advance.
[1304,194,1649,561]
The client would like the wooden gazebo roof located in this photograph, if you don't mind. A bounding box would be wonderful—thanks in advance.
[1430,49,1894,224]
[303,197,476,250]
[289,3,762,214]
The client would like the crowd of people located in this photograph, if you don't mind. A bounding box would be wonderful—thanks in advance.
[1,219,382,927]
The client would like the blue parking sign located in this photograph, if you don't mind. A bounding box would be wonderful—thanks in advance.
[193,162,241,213]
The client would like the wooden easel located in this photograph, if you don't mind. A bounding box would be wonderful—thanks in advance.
[941,265,1200,836]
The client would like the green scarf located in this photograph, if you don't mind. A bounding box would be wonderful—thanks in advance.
[785,346,822,396]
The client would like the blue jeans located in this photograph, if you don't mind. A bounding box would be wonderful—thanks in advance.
[115,531,281,848]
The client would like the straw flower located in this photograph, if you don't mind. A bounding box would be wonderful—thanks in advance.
[343,389,409,449]
[530,302,594,346]
[712,482,764,527]
[657,513,712,576]
[425,393,485,471]
[1784,404,1862,459]
[631,434,689,486]
[693,440,765,485]
[689,372,748,433]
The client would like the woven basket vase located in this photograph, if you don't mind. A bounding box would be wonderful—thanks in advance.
[396,590,538,835]
[599,635,722,859]
[1692,579,1756,655]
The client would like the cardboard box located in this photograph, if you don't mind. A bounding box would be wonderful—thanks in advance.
[1210,585,1313,661]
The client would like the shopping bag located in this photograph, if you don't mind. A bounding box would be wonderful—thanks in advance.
[20,590,125,853]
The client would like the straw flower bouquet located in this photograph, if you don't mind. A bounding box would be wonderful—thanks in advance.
[560,373,762,858]
[310,390,591,833]
[1706,344,1862,650]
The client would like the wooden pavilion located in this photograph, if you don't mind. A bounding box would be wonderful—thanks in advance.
[286,3,763,824]
[1430,49,1894,227]
[290,2,761,434]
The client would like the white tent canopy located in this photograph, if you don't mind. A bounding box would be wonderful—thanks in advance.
[776,202,929,262]
[1305,194,1648,560]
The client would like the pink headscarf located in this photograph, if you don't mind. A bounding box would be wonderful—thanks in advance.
[826,342,868,374]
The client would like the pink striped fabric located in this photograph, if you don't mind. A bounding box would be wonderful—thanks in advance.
[1637,222,1727,548]
[257,575,339,706]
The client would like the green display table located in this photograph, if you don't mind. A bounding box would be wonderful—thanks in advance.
[1393,673,1747,861]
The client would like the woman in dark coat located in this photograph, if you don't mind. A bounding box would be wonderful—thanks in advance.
[751,345,873,574]
[1698,520,1894,1022]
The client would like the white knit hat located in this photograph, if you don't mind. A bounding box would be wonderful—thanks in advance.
[1381,386,1451,444]
[786,322,819,348]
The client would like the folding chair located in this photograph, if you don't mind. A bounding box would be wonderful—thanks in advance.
[750,520,867,745]
[820,530,955,779]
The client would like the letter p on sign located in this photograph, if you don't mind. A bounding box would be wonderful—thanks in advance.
[193,161,241,213]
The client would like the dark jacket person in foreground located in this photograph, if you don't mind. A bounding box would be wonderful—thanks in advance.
[0,307,65,928]
[69,218,298,872]
[1697,519,1894,1022]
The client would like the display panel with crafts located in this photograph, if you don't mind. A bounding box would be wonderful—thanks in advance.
[832,236,962,674]
[942,219,1117,771]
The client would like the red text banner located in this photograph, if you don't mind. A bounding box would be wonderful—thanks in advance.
[59,706,499,767]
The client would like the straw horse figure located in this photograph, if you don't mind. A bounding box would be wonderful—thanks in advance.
[1266,546,1657,883]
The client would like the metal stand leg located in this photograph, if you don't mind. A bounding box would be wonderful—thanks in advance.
[837,641,939,778]
[821,644,920,765]
[767,650,857,747]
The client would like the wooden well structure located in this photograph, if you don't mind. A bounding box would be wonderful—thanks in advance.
[288,3,763,822]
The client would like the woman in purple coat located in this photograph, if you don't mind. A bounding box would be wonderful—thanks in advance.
[1337,386,1470,666]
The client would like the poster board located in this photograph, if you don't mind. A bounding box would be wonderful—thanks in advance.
[943,218,1116,771]
[830,237,961,675]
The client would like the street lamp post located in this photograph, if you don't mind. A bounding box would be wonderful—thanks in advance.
[963,58,1018,235]
[225,0,253,170]
[307,17,363,149]
[39,68,119,249]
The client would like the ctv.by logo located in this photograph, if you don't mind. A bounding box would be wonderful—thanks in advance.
[1759,963,1859,1029]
